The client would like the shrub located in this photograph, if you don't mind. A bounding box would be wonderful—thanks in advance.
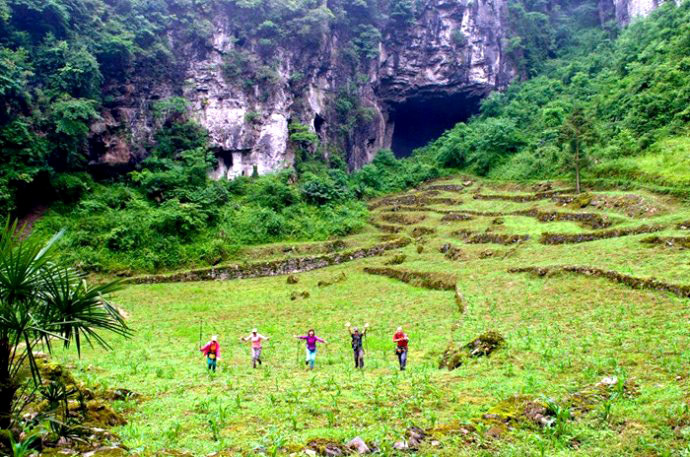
[50,172,93,203]
[250,173,300,211]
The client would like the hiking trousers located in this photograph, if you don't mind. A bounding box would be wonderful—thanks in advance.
[353,348,364,368]
[396,347,407,370]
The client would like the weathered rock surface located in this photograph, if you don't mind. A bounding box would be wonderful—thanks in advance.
[89,0,662,175]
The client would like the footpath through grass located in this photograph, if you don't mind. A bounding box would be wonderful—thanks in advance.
[53,176,690,456]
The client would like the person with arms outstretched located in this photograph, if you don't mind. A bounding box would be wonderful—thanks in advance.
[393,327,409,371]
[294,329,327,370]
[346,322,369,369]
[240,328,270,368]
[200,335,221,372]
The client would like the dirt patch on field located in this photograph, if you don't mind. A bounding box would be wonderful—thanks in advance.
[363,267,457,290]
[540,224,664,244]
[381,213,426,225]
[641,236,690,249]
[128,238,411,284]
[453,229,530,245]
[509,265,690,298]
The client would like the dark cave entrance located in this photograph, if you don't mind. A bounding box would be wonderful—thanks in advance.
[389,92,483,158]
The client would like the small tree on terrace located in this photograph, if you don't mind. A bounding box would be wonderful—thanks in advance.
[0,219,130,429]
[559,105,595,193]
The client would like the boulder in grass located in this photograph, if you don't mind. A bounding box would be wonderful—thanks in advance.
[290,291,310,301]
[347,436,370,454]
[439,330,505,370]
[467,330,505,357]
[306,439,347,456]
[407,426,426,448]
[287,275,299,284]
[393,441,408,451]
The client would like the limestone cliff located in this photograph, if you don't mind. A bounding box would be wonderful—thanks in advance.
[89,0,662,178]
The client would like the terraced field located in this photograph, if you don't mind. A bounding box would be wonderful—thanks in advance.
[52,176,690,456]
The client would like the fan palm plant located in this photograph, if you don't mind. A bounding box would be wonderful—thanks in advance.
[0,219,130,429]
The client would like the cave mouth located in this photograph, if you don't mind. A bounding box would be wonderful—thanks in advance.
[389,92,483,158]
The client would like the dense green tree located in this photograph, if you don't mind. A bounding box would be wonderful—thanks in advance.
[559,105,594,193]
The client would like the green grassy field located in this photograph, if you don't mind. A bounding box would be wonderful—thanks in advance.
[52,176,690,456]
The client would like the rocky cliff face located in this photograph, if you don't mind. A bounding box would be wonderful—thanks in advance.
[89,0,661,178]
[608,0,666,24]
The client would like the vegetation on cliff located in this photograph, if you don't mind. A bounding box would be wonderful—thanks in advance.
[425,1,690,191]
[4,0,690,275]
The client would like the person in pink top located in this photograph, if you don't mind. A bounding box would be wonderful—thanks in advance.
[240,328,270,368]
[200,335,221,372]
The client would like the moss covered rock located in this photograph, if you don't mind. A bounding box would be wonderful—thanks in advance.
[439,331,505,370]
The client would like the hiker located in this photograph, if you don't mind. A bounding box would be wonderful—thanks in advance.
[240,328,270,368]
[346,322,369,368]
[200,335,221,372]
[294,329,327,370]
[393,327,409,371]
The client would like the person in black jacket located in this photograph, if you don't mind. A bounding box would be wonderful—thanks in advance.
[346,322,369,368]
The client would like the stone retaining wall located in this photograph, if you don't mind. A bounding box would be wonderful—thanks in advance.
[509,265,690,298]
[127,238,412,285]
[540,224,664,244]
[363,267,457,290]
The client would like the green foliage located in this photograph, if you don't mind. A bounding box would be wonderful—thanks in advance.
[389,0,416,27]
[48,97,99,169]
[352,24,382,60]
[434,118,525,175]
[0,219,129,428]
[153,97,190,122]
[425,1,690,189]
[451,29,467,47]
[221,49,252,82]
[289,121,318,146]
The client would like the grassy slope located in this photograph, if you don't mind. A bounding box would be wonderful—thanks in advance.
[52,177,690,456]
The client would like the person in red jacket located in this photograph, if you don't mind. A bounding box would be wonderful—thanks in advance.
[200,335,221,372]
[393,327,409,371]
